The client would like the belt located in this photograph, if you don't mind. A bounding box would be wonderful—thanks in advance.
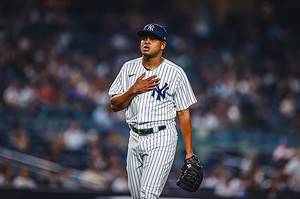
[130,125,166,135]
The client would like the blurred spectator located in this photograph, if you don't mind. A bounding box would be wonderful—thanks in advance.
[111,168,128,192]
[214,174,244,198]
[44,171,60,189]
[79,163,108,191]
[12,167,37,189]
[9,129,30,153]
[92,105,113,128]
[62,122,87,151]
[37,79,57,105]
[89,147,107,171]
[87,129,101,148]
[58,169,79,190]
[284,149,300,191]
[240,154,258,176]
[104,131,127,153]
[0,166,6,186]
[19,83,37,108]
[252,166,266,189]
[192,111,221,133]
[202,165,224,189]
[280,93,296,118]
[103,153,125,184]
[3,81,21,109]
[266,177,281,199]
[272,138,295,163]
[0,161,13,187]
[48,135,64,162]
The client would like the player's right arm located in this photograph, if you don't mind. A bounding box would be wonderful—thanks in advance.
[110,73,160,112]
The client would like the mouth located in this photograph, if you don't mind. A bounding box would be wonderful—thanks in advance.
[143,45,150,51]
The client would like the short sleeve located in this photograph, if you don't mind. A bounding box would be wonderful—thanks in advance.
[108,67,124,97]
[174,70,197,111]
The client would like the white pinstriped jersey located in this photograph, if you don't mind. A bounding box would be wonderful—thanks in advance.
[108,57,197,129]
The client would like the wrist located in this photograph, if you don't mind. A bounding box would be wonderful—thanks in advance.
[185,152,194,159]
[129,86,138,95]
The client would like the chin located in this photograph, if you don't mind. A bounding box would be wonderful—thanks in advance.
[142,52,154,58]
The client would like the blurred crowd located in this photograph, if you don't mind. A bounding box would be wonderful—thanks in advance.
[200,140,300,198]
[0,0,300,196]
[0,122,129,192]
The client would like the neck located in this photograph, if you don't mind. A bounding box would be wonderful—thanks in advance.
[142,56,163,70]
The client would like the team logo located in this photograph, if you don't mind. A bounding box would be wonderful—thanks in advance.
[151,82,169,101]
[147,24,155,31]
[129,74,135,77]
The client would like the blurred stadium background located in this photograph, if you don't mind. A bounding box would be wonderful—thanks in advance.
[0,0,300,198]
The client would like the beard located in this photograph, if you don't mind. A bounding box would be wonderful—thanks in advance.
[141,49,161,59]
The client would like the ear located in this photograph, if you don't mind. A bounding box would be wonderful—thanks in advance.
[161,41,167,50]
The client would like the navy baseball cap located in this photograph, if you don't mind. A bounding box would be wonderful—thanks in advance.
[137,23,168,41]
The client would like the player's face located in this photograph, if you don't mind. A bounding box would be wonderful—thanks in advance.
[140,34,166,58]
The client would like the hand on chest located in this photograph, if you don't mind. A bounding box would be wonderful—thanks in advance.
[128,70,175,100]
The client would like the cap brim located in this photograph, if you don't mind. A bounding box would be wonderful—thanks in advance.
[137,31,165,41]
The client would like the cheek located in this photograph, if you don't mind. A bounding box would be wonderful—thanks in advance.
[154,43,163,50]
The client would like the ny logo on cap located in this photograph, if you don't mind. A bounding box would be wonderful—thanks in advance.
[147,24,155,31]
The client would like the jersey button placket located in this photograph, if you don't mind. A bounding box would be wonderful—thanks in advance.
[135,94,141,126]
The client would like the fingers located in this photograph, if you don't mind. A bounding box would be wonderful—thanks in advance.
[138,74,160,81]
[147,76,160,87]
[137,72,146,79]
[146,77,160,85]
[135,74,161,93]
[146,87,156,91]
[145,75,158,81]
[137,74,160,84]
[151,77,160,83]
[140,82,159,93]
[146,85,157,91]
[149,79,160,87]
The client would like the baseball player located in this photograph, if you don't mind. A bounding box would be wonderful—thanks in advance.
[108,23,197,198]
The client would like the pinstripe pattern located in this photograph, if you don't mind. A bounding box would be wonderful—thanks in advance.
[127,125,177,199]
[109,57,197,198]
[108,57,197,129]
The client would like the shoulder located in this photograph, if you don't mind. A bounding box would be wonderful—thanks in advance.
[117,57,142,74]
[163,58,187,77]
[123,57,142,67]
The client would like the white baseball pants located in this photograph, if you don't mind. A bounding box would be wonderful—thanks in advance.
[126,125,178,199]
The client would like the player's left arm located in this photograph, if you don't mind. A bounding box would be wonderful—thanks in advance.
[177,108,194,159]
